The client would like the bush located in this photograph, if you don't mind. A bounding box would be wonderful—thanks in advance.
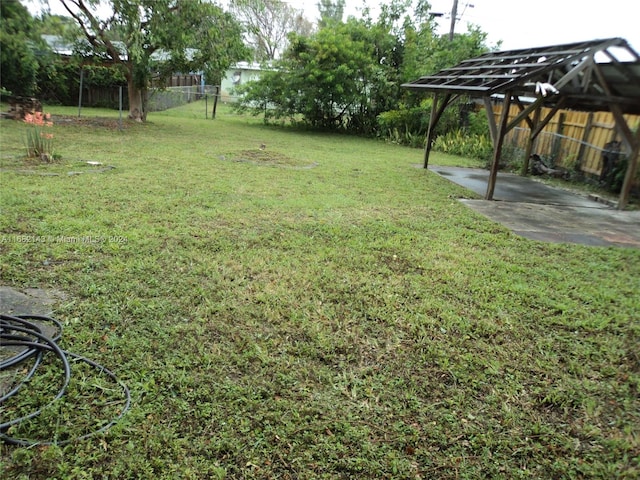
[467,109,490,136]
[377,103,428,145]
[0,0,40,97]
[432,130,493,162]
[376,98,462,147]
[38,60,127,107]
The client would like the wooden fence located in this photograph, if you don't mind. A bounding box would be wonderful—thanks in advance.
[491,103,640,176]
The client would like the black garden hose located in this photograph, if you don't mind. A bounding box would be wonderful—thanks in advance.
[0,313,131,446]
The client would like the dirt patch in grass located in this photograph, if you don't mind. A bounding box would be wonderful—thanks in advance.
[225,149,318,169]
[51,115,135,130]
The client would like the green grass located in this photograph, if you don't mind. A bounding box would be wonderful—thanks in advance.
[1,101,639,479]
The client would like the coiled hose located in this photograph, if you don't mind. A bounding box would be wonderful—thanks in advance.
[0,313,131,446]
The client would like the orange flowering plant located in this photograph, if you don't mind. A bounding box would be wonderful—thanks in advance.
[24,111,55,161]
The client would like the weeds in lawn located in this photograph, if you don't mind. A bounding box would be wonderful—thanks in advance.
[0,102,638,479]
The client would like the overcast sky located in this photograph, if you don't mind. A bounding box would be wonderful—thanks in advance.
[296,0,640,53]
[427,0,640,52]
[29,0,640,53]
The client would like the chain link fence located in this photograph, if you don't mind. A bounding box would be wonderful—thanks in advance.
[146,85,221,112]
[502,127,638,194]
[504,127,631,172]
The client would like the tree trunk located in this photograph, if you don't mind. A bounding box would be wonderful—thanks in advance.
[127,81,144,122]
[125,64,145,122]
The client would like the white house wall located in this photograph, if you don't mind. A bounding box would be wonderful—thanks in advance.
[219,62,266,102]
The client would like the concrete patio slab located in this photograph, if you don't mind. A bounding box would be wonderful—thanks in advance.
[429,166,640,248]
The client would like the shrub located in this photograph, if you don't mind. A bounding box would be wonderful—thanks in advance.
[432,130,493,162]
[38,60,127,107]
[377,103,429,143]
[376,99,461,147]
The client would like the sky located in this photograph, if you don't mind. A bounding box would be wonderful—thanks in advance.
[27,0,640,54]
[292,0,640,53]
[426,0,640,52]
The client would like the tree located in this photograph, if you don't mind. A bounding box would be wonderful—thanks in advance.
[58,0,248,121]
[234,0,493,140]
[402,24,491,82]
[230,0,313,61]
[0,0,40,97]
[317,0,344,27]
[235,18,397,134]
[35,12,80,37]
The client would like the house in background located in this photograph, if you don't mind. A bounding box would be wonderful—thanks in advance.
[219,62,266,102]
[41,35,268,107]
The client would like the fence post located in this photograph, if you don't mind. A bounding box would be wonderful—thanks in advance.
[212,86,219,119]
[118,86,123,130]
[551,112,566,161]
[77,68,84,118]
[576,112,594,171]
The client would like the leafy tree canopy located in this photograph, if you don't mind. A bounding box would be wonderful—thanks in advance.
[236,17,396,133]
[317,0,344,27]
[0,0,41,96]
[230,0,313,62]
[57,0,249,120]
[35,12,80,37]
[235,0,494,138]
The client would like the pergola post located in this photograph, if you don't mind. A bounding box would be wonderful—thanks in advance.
[423,93,457,169]
[486,93,512,200]
[618,127,640,209]
[483,96,498,145]
[424,93,439,169]
[521,104,542,175]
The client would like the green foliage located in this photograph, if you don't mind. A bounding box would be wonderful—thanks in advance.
[84,65,127,87]
[0,0,40,96]
[58,0,249,119]
[399,20,495,134]
[37,59,79,105]
[23,111,55,161]
[235,1,494,139]
[433,129,493,162]
[607,156,631,194]
[33,13,80,37]
[236,18,394,134]
[377,98,465,147]
[37,58,127,107]
[435,26,493,75]
[377,101,430,146]
[466,108,490,136]
[317,0,345,26]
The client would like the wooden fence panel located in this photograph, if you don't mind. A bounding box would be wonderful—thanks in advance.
[492,103,639,177]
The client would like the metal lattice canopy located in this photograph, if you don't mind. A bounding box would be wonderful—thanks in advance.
[402,38,640,208]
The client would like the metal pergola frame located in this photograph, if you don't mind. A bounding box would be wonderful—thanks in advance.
[402,38,640,209]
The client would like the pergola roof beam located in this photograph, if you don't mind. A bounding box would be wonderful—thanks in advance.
[553,56,594,89]
[444,63,553,71]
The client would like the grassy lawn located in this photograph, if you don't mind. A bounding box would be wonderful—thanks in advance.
[1,101,639,479]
